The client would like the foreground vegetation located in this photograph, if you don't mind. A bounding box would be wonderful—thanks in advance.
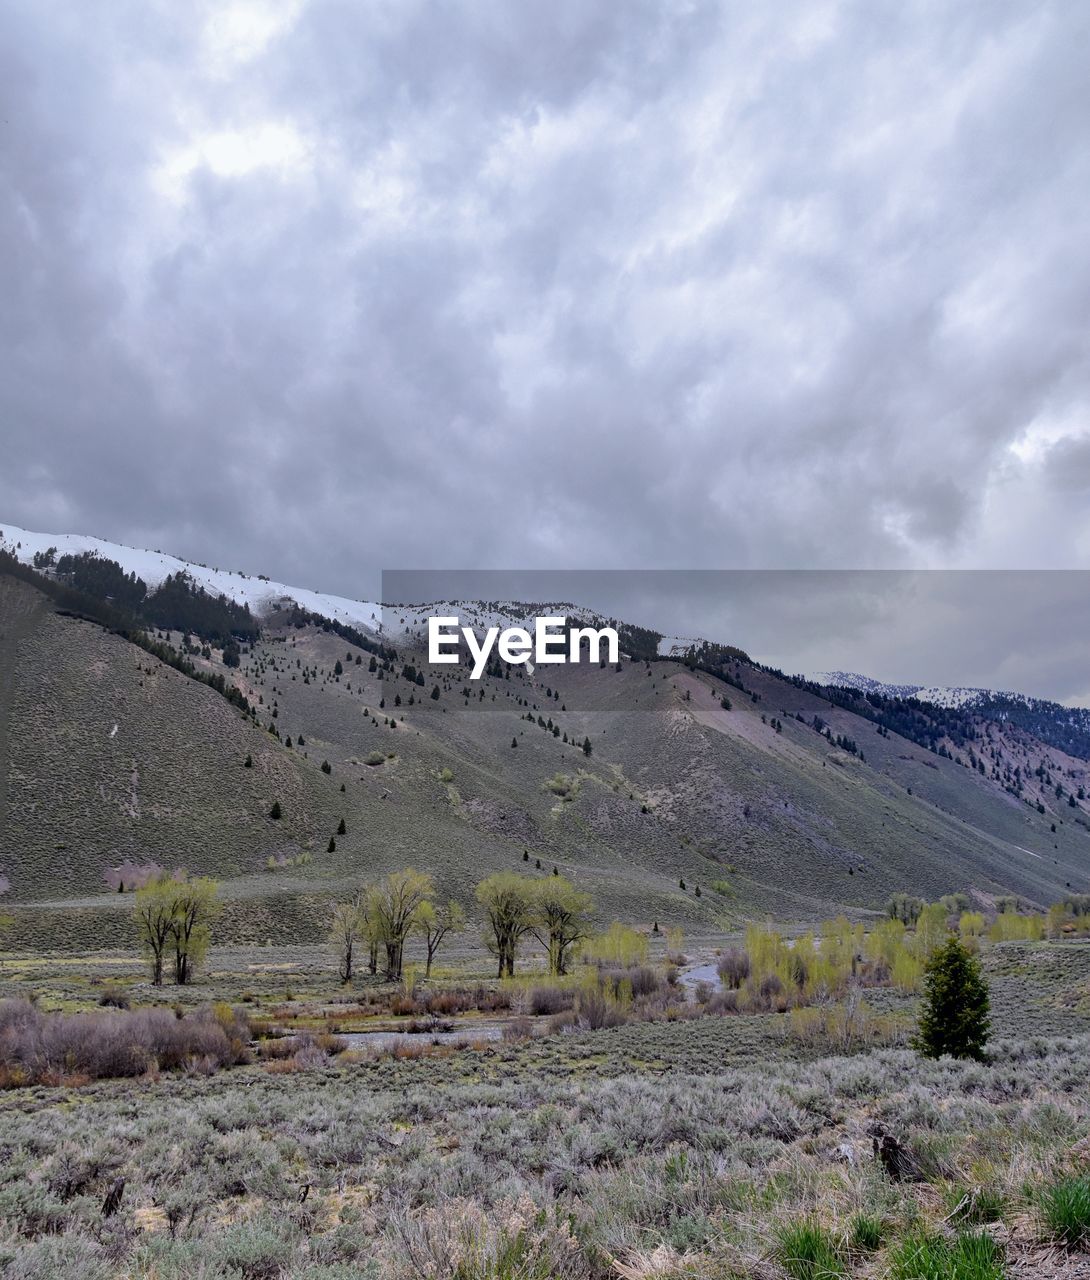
[1,898,1088,1276]
[0,1024,1087,1278]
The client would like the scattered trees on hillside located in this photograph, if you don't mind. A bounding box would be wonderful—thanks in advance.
[133,875,221,985]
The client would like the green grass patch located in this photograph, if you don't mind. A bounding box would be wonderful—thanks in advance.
[888,1230,1004,1280]
[773,1218,845,1280]
[1038,1174,1090,1249]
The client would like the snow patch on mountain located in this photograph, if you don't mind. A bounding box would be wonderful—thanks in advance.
[0,522,382,631]
[808,670,1045,712]
[808,670,924,699]
[658,635,702,657]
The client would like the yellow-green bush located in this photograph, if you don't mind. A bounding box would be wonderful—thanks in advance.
[582,923,648,967]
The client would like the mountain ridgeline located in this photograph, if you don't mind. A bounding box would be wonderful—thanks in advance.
[806,670,1090,766]
[1,539,1089,953]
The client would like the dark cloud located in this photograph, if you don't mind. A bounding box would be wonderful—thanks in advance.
[2,0,1090,594]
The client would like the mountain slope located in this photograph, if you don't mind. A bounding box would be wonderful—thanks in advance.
[3,561,1089,953]
[809,670,1090,760]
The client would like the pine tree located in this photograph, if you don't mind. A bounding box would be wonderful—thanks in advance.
[337,818,346,835]
[321,760,332,775]
[915,937,990,1060]
[269,800,282,820]
[327,836,336,852]
[582,736,592,756]
[511,736,518,748]
[244,754,253,768]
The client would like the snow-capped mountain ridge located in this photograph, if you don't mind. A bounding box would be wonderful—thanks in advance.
[806,670,1090,759]
[3,522,1086,739]
[0,523,629,643]
[0,522,382,631]
[808,670,1039,711]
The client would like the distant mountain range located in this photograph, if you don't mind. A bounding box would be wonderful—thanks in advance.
[808,671,1090,762]
[2,519,1089,949]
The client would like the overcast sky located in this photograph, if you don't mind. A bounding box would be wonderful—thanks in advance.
[3,3,1090,666]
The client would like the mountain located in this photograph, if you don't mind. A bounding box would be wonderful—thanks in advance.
[0,522,382,631]
[1,526,1089,954]
[808,670,1090,761]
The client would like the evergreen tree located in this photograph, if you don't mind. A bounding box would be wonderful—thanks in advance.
[915,937,990,1060]
[244,754,253,768]
[582,736,592,756]
[327,836,336,853]
[511,736,518,748]
[269,800,282,819]
[337,817,346,835]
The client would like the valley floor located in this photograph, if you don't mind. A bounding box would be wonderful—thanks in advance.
[0,941,1089,1277]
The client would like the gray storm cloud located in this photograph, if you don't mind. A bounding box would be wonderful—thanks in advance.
[2,0,1089,594]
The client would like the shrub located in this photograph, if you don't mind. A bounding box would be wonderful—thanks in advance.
[716,947,750,989]
[0,999,250,1085]
[788,999,910,1052]
[582,924,648,967]
[529,986,573,1016]
[1038,1174,1090,1249]
[575,988,627,1031]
